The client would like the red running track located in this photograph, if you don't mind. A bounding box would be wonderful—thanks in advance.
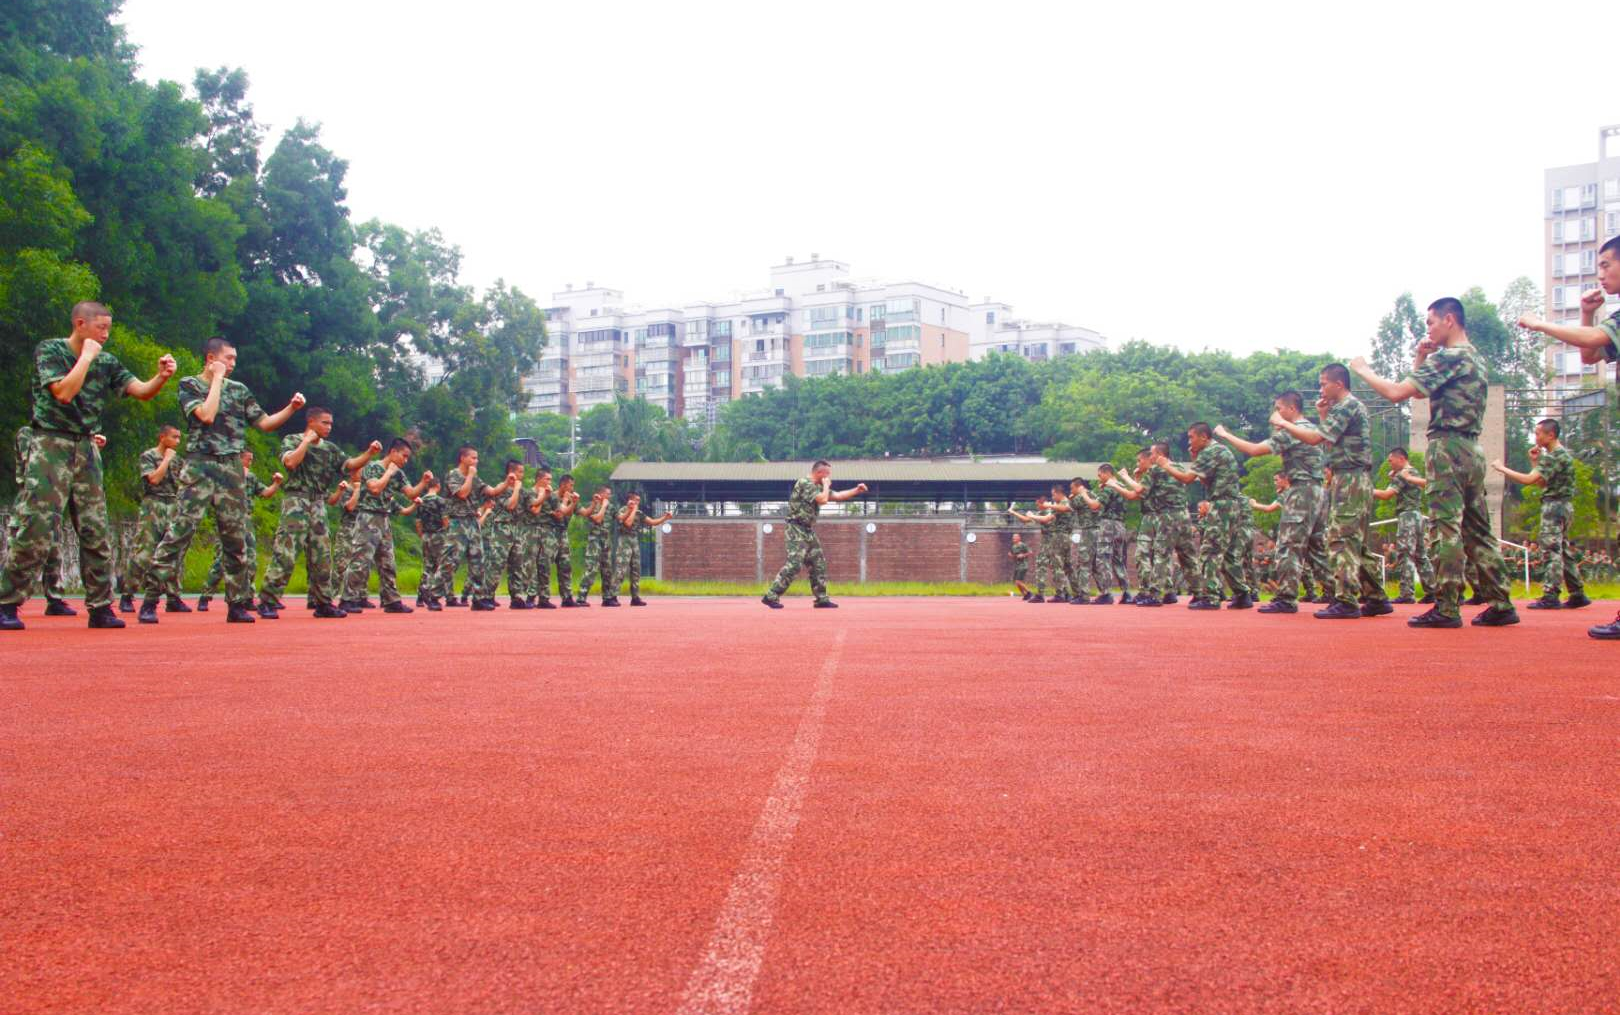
[2,596,1617,1014]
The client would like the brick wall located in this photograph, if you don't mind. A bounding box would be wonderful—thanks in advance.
[863,520,963,582]
[660,518,1010,583]
[659,521,757,581]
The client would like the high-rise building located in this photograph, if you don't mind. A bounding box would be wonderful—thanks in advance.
[522,257,1105,418]
[1543,126,1620,392]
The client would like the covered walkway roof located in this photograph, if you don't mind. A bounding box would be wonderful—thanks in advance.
[609,459,1104,503]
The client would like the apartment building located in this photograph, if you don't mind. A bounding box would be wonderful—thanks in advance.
[522,257,1102,419]
[1544,125,1620,392]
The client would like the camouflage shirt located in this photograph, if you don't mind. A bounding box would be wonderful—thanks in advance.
[617,504,655,534]
[1049,494,1076,533]
[1095,487,1125,522]
[1072,490,1100,527]
[279,435,348,498]
[415,491,450,531]
[444,468,492,518]
[1317,394,1374,472]
[786,477,822,527]
[356,459,408,515]
[1148,466,1186,514]
[584,498,615,541]
[1391,470,1423,513]
[1192,442,1244,502]
[1408,345,1489,438]
[31,338,137,436]
[1539,444,1575,501]
[514,487,541,527]
[1270,423,1325,484]
[538,490,574,532]
[1598,308,1620,368]
[1010,542,1033,561]
[138,446,180,501]
[242,470,267,506]
[177,374,266,456]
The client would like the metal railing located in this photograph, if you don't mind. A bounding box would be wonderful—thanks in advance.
[1370,518,1531,590]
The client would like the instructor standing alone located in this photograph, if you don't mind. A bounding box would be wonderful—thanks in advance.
[761,460,867,610]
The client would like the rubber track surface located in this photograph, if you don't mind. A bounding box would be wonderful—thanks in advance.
[3,597,1616,1014]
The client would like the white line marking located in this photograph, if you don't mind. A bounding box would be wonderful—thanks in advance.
[675,628,846,1015]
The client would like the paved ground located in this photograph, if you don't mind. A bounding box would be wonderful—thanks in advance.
[3,596,1616,1014]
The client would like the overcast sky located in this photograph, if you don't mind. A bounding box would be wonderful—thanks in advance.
[119,1,1610,357]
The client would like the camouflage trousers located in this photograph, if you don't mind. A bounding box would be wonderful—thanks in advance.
[1197,499,1253,600]
[481,523,517,598]
[342,511,401,605]
[1145,512,1199,598]
[125,498,181,600]
[1324,468,1383,607]
[1392,510,1435,600]
[1095,519,1129,592]
[260,494,336,608]
[0,434,114,608]
[535,527,572,600]
[1134,516,1159,594]
[418,529,448,599]
[766,523,826,603]
[1034,533,1070,597]
[613,530,644,599]
[202,524,257,596]
[1070,528,1096,596]
[1537,499,1584,597]
[4,500,66,601]
[146,454,253,606]
[1426,435,1510,618]
[577,531,614,597]
[446,516,486,598]
[1272,482,1324,605]
[1306,486,1332,594]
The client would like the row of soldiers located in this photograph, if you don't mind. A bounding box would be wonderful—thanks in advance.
[0,303,666,631]
[997,292,1614,638]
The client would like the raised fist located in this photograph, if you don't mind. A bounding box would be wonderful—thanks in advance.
[1528,446,1542,463]
[157,354,177,378]
[91,433,107,449]
[1580,289,1606,314]
[421,469,434,483]
[203,359,227,382]
[855,482,869,494]
[288,392,306,409]
[1213,424,1229,438]
[273,472,284,483]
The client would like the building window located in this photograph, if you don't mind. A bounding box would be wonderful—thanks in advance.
[1584,248,1596,273]
[986,311,996,324]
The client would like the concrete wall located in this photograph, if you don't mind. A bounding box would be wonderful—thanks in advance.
[1409,383,1506,538]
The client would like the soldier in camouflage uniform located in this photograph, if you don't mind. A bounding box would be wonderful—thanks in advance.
[1008,532,1033,599]
[1372,448,1435,604]
[1070,479,1102,600]
[340,438,430,614]
[533,469,580,608]
[1156,423,1255,610]
[1351,297,1516,627]
[141,337,303,625]
[118,425,184,613]
[1104,467,1144,603]
[1212,390,1325,614]
[1,302,177,632]
[1091,469,1132,604]
[1008,498,1064,602]
[1514,245,1620,639]
[443,446,513,610]
[198,449,282,609]
[574,485,616,606]
[1129,452,1164,606]
[608,492,671,607]
[333,467,364,604]
[1492,418,1590,610]
[1045,483,1079,604]
[8,425,72,614]
[761,460,866,609]
[259,408,376,618]
[413,476,450,610]
[1144,441,1199,605]
[1271,364,1389,619]
[474,459,523,608]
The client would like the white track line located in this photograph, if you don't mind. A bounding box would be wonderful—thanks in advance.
[675,628,847,1015]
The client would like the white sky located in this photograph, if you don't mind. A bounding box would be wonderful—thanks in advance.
[119,0,1611,356]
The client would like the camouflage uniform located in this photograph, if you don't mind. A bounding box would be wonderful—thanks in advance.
[1388,469,1435,600]
[576,497,616,598]
[7,426,68,602]
[443,468,491,599]
[413,491,451,600]
[124,445,183,601]
[1009,540,1032,583]
[1406,345,1511,618]
[260,436,348,609]
[508,488,540,600]
[535,490,574,601]
[1534,444,1584,598]
[764,478,830,604]
[1190,442,1253,601]
[342,460,408,606]
[1094,486,1128,593]
[1317,394,1383,608]
[334,499,359,586]
[1146,469,1199,599]
[1046,494,1078,597]
[1071,493,1098,597]
[1,340,138,611]
[1269,424,1325,606]
[1132,472,1162,596]
[145,375,263,607]
[480,486,519,599]
[612,505,653,600]
[202,469,267,594]
[1307,478,1332,596]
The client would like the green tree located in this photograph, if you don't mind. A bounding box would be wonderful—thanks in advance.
[1369,292,1425,381]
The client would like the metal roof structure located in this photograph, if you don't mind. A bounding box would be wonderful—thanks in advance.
[610,459,1104,504]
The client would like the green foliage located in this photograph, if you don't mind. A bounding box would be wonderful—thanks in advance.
[1240,457,1282,533]
[1514,455,1601,539]
[1369,293,1424,381]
